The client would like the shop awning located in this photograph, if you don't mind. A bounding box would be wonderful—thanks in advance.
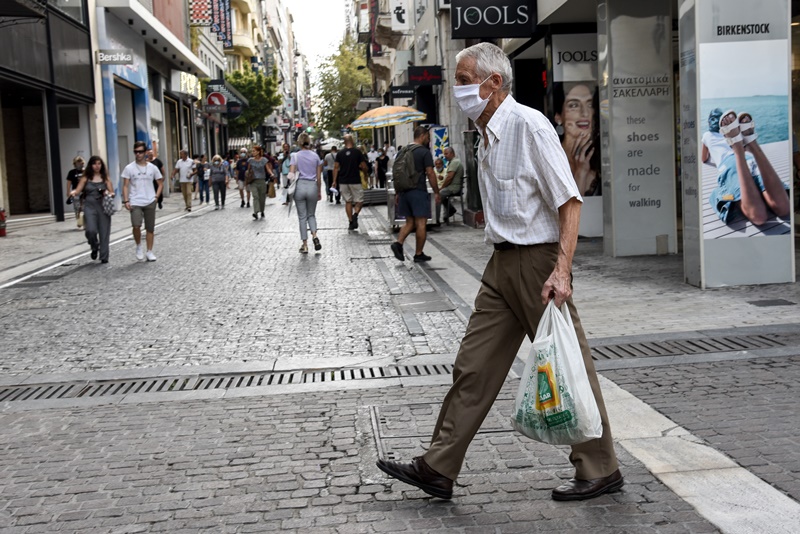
[98,0,210,77]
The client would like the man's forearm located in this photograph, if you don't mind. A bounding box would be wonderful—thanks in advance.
[555,197,581,273]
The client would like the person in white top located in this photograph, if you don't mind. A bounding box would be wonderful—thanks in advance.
[701,108,789,225]
[367,146,379,188]
[376,42,621,503]
[171,149,196,212]
[122,141,163,261]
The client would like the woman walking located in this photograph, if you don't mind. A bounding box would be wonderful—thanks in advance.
[209,154,229,209]
[290,133,323,253]
[69,156,114,263]
[248,145,273,220]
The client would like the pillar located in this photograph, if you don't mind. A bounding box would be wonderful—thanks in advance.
[598,1,678,256]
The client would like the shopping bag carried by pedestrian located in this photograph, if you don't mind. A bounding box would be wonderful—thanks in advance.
[510,300,602,445]
[102,193,116,217]
[360,170,369,190]
[267,180,276,199]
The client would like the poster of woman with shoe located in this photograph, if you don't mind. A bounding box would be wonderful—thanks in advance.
[699,38,792,238]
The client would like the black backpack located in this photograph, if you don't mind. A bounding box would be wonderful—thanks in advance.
[392,144,422,192]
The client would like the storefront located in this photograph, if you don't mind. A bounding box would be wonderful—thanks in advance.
[0,1,94,220]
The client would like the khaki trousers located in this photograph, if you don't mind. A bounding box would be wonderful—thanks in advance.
[180,182,193,209]
[423,243,619,481]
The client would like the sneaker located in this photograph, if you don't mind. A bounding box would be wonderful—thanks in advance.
[145,250,157,262]
[352,212,359,229]
[187,207,191,212]
[247,202,250,208]
[299,243,308,254]
[135,245,144,261]
[221,204,225,209]
[214,205,219,210]
[241,200,245,208]
[390,242,404,261]
[348,218,356,230]
[313,237,322,251]
[414,253,432,263]
[253,213,258,221]
[91,248,98,260]
[260,212,265,219]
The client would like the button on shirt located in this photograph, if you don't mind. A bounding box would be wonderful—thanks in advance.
[476,95,581,246]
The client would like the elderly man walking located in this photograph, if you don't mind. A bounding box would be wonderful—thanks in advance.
[377,42,622,501]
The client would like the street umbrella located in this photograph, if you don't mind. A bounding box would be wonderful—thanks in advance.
[350,105,426,130]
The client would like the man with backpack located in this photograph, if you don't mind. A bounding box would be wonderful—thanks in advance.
[390,126,440,263]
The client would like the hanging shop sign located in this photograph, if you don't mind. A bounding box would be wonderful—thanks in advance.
[390,85,415,101]
[390,0,410,32]
[170,70,201,99]
[450,0,535,39]
[408,66,442,86]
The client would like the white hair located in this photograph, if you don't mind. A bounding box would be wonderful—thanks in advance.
[455,42,513,92]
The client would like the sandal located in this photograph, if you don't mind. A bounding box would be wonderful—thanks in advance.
[719,109,742,146]
[313,237,321,251]
[299,243,308,254]
[738,112,758,145]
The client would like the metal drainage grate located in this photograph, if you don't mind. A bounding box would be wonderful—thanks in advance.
[0,364,454,403]
[591,334,784,361]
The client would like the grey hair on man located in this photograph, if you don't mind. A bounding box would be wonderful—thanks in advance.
[455,42,513,92]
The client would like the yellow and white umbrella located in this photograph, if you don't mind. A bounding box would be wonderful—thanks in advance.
[350,106,426,130]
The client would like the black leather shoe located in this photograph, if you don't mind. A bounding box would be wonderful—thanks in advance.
[376,457,453,499]
[390,242,404,261]
[552,469,624,501]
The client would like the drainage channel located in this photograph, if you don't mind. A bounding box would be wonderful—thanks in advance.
[591,333,784,360]
[0,364,455,404]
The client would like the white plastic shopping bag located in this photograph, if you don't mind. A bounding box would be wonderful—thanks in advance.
[510,300,603,445]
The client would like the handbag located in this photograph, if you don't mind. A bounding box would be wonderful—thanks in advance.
[510,300,602,445]
[360,170,369,190]
[102,193,116,217]
[77,210,85,228]
[268,180,276,198]
[286,172,298,197]
[245,166,255,185]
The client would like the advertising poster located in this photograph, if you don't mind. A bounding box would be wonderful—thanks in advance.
[431,126,448,161]
[550,34,602,237]
[601,2,677,256]
[698,15,792,239]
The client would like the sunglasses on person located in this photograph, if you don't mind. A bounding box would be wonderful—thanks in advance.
[133,149,146,154]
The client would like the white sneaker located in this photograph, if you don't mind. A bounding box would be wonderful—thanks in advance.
[145,250,157,262]
[135,245,144,261]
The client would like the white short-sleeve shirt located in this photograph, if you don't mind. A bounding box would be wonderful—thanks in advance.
[174,157,195,183]
[476,95,581,246]
[121,161,162,207]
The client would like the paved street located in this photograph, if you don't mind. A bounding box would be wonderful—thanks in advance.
[1,194,800,532]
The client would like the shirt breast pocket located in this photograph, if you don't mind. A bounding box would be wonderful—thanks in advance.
[487,175,516,217]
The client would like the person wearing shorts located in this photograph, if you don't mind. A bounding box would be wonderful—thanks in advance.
[390,126,440,263]
[332,134,368,230]
[236,149,251,208]
[122,140,162,262]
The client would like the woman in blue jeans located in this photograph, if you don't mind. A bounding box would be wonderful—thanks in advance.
[290,133,323,253]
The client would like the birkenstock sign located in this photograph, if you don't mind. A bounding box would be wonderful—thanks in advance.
[717,24,770,36]
[451,0,536,39]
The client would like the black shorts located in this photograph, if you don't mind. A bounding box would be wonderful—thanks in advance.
[398,188,430,219]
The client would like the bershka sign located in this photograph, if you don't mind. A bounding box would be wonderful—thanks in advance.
[451,0,535,39]
[408,66,442,86]
[96,49,134,65]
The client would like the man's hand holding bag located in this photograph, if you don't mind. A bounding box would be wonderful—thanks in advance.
[511,300,602,445]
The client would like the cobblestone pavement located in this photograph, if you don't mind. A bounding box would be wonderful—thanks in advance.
[2,197,799,532]
[0,383,718,533]
[0,199,464,376]
[420,224,800,339]
[603,356,800,503]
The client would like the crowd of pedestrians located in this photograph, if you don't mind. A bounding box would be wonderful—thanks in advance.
[64,125,461,264]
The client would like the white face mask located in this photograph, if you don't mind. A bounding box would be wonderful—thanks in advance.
[453,75,494,121]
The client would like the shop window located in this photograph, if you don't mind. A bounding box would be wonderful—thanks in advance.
[58,106,80,129]
[48,0,85,24]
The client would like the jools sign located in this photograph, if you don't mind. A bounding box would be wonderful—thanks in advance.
[451,0,536,39]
